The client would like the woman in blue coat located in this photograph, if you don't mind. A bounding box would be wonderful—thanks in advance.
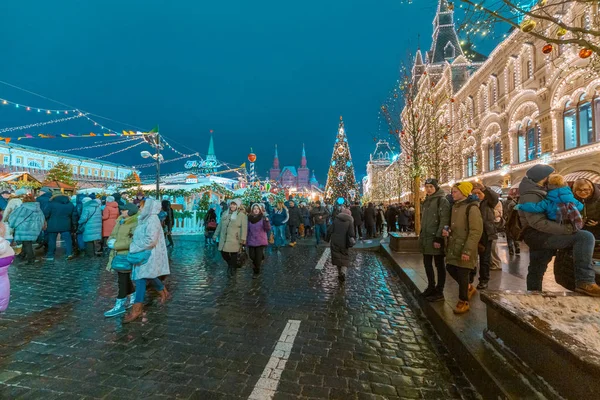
[79,198,103,257]
[44,194,77,261]
[8,195,45,264]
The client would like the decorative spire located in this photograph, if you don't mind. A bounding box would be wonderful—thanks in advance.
[429,0,463,64]
[206,132,216,162]
[273,144,279,169]
[301,143,307,168]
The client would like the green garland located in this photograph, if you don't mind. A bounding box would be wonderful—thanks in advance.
[128,183,233,199]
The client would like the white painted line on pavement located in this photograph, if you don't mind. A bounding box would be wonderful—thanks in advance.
[248,320,301,400]
[315,248,330,270]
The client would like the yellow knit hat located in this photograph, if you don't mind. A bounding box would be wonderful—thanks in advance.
[455,182,474,197]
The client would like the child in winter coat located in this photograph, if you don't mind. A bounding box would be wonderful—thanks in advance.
[516,173,584,231]
[0,222,16,312]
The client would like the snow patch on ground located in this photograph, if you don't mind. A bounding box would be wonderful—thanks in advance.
[497,294,600,364]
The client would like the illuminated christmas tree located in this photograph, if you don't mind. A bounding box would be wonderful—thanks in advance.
[324,117,359,204]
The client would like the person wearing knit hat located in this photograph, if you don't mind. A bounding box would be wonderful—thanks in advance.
[518,164,600,296]
[119,203,139,216]
[102,196,120,252]
[15,189,28,197]
[214,198,248,276]
[246,203,271,277]
[443,182,483,315]
[420,178,451,302]
[328,205,356,282]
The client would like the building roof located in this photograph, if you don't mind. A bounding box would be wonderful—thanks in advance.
[0,172,40,183]
[42,180,76,190]
[280,166,298,178]
[429,0,464,65]
[0,142,131,168]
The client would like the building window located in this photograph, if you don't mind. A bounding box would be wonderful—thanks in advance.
[466,154,477,177]
[73,166,77,174]
[15,157,22,165]
[101,170,105,177]
[564,94,599,150]
[47,161,53,169]
[94,169,99,176]
[3,156,8,165]
[444,42,455,59]
[87,168,92,176]
[517,121,540,163]
[488,142,502,171]
[28,160,42,169]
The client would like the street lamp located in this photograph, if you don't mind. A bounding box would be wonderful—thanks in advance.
[140,132,164,197]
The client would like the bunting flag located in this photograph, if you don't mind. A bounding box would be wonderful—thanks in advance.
[0,130,156,141]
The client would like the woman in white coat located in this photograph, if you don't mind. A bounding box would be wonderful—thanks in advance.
[124,198,170,323]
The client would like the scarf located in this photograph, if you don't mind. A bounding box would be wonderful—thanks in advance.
[248,213,263,224]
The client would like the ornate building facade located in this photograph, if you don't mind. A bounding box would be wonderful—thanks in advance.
[401,0,600,194]
[363,140,395,203]
[269,145,319,189]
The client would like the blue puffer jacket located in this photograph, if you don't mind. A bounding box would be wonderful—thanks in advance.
[45,194,77,233]
[271,207,289,226]
[79,199,103,242]
[517,186,583,222]
[8,202,45,241]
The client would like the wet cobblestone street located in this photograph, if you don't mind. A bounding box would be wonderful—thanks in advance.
[0,238,478,399]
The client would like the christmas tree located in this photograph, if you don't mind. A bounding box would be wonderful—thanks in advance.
[324,117,359,203]
[45,160,75,186]
[121,172,141,189]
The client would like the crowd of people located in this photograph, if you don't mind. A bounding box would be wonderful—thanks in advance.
[415,165,600,315]
[0,188,172,321]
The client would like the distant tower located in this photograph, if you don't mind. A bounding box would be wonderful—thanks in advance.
[200,133,218,174]
[297,144,310,189]
[310,170,319,188]
[269,145,281,182]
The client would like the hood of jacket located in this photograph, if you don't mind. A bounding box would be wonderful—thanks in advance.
[50,194,70,204]
[519,177,547,200]
[105,201,119,210]
[139,198,161,221]
[425,188,446,202]
[336,213,353,223]
[21,201,41,212]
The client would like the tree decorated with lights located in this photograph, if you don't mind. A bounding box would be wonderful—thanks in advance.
[45,160,76,186]
[120,172,141,189]
[324,117,359,204]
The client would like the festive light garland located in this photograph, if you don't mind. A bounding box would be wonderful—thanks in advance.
[0,97,78,114]
[0,113,86,134]
[133,153,199,169]
[60,137,141,152]
[94,140,145,160]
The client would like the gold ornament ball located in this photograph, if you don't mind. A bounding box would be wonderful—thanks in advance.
[520,19,536,33]
[557,27,567,37]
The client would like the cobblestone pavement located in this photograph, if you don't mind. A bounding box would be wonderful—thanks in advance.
[0,238,479,399]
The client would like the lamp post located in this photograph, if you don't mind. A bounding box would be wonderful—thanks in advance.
[140,131,163,198]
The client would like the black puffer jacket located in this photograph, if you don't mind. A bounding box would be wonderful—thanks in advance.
[326,213,355,267]
[287,205,302,226]
[479,187,499,241]
[350,205,363,225]
[45,194,77,233]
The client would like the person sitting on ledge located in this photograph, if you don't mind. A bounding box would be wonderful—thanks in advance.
[518,165,600,296]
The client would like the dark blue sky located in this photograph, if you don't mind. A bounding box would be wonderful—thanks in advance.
[0,0,450,182]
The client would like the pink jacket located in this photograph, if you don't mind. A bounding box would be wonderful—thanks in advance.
[102,201,119,237]
[0,237,15,312]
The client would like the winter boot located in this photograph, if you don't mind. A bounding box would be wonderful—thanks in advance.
[468,284,477,300]
[575,283,600,297]
[104,298,128,318]
[515,243,521,255]
[123,303,143,323]
[426,289,445,302]
[338,266,347,282]
[126,294,135,309]
[453,301,470,314]
[422,286,436,298]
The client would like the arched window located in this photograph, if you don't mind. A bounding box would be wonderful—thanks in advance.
[466,153,477,177]
[564,93,600,150]
[28,160,41,169]
[517,120,540,163]
[444,42,456,59]
[488,141,502,171]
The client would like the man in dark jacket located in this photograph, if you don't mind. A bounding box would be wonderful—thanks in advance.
[519,165,600,296]
[326,207,355,281]
[350,202,363,239]
[35,187,54,250]
[472,182,499,289]
[44,194,77,261]
[364,203,377,238]
[287,200,302,247]
[310,202,329,246]
[385,205,397,233]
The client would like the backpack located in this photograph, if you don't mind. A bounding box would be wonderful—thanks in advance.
[505,207,524,241]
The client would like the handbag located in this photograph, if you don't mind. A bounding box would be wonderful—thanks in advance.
[236,245,248,267]
[77,207,98,235]
[111,254,132,272]
[207,220,217,229]
[127,250,152,266]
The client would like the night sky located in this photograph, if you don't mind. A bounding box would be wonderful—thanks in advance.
[0,0,465,183]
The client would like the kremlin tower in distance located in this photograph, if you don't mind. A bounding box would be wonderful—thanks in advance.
[269,144,318,189]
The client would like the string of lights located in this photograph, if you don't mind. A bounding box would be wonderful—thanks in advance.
[133,153,198,169]
[161,136,199,157]
[0,97,78,114]
[0,113,86,134]
[94,140,145,160]
[60,137,142,152]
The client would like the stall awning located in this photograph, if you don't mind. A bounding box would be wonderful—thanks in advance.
[488,186,503,195]
[563,170,600,184]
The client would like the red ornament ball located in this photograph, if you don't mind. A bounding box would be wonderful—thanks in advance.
[542,44,553,54]
[579,48,593,59]
[248,153,257,163]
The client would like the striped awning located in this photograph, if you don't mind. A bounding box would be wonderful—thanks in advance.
[488,186,503,195]
[563,170,600,184]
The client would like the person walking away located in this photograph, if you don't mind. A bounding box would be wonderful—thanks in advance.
[214,199,248,276]
[376,205,385,236]
[102,196,119,254]
[124,198,170,323]
[310,201,329,246]
[363,203,377,239]
[518,165,600,295]
[287,200,301,247]
[271,201,288,250]
[397,205,410,232]
[471,183,499,290]
[74,194,86,254]
[44,193,77,261]
[8,195,45,265]
[326,207,355,281]
[419,179,451,302]
[161,200,175,248]
[443,182,483,314]
[78,197,102,257]
[386,205,397,233]
[2,189,26,243]
[247,204,271,278]
[35,187,53,250]
[350,202,363,239]
[299,202,310,238]
[204,206,218,245]
[0,222,15,312]
[504,189,521,255]
[104,203,139,318]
